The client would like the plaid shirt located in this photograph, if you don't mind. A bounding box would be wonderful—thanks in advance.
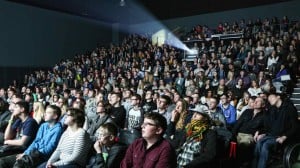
[177,139,201,167]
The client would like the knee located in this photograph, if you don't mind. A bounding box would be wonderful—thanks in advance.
[0,158,6,167]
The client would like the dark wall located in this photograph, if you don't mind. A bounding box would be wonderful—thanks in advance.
[0,1,113,88]
[130,0,300,35]
[162,0,300,31]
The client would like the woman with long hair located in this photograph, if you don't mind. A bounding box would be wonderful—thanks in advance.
[32,101,45,125]
[167,99,189,147]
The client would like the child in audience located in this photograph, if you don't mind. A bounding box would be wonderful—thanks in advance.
[88,122,127,168]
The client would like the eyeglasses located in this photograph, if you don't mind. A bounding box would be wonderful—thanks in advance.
[141,122,157,127]
[98,133,111,138]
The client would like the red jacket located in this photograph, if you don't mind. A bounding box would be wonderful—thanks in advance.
[121,138,176,168]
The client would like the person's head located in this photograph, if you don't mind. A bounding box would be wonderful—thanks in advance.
[44,105,62,122]
[122,89,132,100]
[191,93,200,105]
[33,101,45,112]
[247,96,257,109]
[7,88,16,99]
[183,96,192,105]
[109,92,121,107]
[96,91,105,104]
[96,101,107,114]
[97,123,118,146]
[237,78,243,86]
[0,88,6,97]
[253,97,265,110]
[174,99,188,113]
[173,91,181,103]
[64,108,85,128]
[219,94,228,105]
[0,98,8,113]
[251,80,258,88]
[130,94,141,107]
[144,90,154,101]
[56,97,67,108]
[8,96,22,113]
[190,106,211,123]
[14,101,30,117]
[268,93,282,107]
[258,92,268,100]
[88,89,95,98]
[141,112,167,139]
[72,97,86,110]
[157,95,171,110]
[208,97,219,110]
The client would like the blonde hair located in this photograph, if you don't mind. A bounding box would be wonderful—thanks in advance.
[33,101,45,124]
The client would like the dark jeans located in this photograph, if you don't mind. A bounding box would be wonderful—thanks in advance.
[0,154,18,167]
[252,136,277,168]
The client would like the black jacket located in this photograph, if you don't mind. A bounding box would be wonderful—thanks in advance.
[232,109,264,136]
[88,142,127,168]
[261,100,299,142]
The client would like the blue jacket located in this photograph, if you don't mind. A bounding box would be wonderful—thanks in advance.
[219,104,236,125]
[24,122,63,159]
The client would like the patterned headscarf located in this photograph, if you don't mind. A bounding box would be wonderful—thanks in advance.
[185,118,209,142]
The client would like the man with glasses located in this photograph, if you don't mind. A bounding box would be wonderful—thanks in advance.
[125,94,143,131]
[121,112,176,168]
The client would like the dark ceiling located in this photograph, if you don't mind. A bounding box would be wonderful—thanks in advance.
[7,0,290,24]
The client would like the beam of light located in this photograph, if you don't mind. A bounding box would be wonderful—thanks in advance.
[109,1,192,52]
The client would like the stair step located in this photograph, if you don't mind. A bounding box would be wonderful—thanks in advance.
[291,99,300,104]
[291,94,300,98]
[294,104,300,110]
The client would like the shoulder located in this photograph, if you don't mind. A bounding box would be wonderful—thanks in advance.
[24,117,38,126]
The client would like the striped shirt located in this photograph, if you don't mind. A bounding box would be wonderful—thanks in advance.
[49,128,91,167]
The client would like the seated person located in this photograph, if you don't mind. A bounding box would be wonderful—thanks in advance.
[231,97,265,166]
[167,99,189,149]
[0,105,63,167]
[88,123,127,168]
[38,108,91,168]
[177,105,217,168]
[252,93,299,168]
[207,97,232,149]
[121,112,176,168]
[86,101,114,142]
[218,94,236,130]
[0,98,11,144]
[0,101,38,157]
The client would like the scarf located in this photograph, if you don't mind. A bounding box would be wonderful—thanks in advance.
[185,119,209,141]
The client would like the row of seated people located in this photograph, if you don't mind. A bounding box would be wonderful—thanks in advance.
[0,15,298,168]
[0,87,298,168]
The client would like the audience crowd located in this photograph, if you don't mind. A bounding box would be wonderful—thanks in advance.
[0,15,299,168]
